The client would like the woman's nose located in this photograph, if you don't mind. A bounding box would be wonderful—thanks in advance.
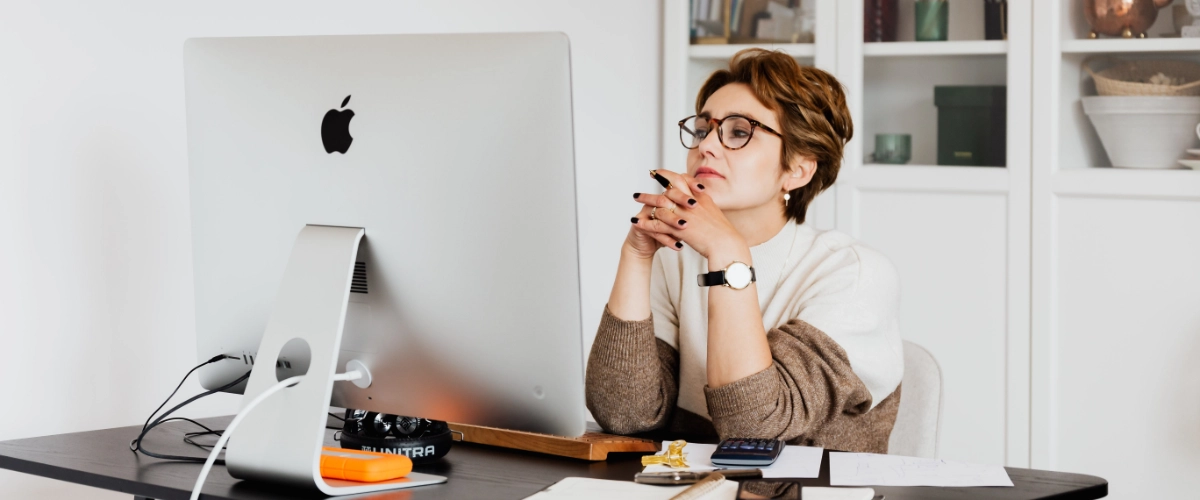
[697,128,722,157]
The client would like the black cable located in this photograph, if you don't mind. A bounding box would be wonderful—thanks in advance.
[133,369,248,460]
[138,354,235,436]
[326,412,345,430]
[130,372,247,463]
[183,428,223,451]
[130,370,250,464]
[131,357,348,463]
[129,355,230,455]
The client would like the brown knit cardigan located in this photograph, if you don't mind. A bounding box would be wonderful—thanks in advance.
[585,306,900,453]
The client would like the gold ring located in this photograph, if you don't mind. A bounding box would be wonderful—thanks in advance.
[665,202,676,212]
[649,207,658,220]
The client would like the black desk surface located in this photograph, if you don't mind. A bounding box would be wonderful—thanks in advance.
[0,416,1107,500]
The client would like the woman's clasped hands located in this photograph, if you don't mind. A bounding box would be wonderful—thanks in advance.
[626,169,740,260]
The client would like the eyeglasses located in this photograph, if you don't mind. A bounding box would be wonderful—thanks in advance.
[678,114,783,150]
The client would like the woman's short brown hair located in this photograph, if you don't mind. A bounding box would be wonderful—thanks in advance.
[695,48,853,224]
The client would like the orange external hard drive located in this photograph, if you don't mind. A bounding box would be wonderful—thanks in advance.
[319,446,413,483]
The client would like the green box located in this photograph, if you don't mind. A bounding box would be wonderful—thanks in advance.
[934,86,1006,167]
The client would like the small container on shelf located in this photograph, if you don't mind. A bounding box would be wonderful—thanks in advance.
[915,0,949,42]
[934,86,1006,167]
[873,133,912,164]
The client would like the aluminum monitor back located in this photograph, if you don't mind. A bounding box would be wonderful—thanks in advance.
[183,33,585,437]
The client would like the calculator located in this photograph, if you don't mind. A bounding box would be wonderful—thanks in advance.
[709,438,785,466]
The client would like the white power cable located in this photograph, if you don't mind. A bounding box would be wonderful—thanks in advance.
[189,370,363,500]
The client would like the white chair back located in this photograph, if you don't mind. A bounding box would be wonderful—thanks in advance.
[887,340,943,458]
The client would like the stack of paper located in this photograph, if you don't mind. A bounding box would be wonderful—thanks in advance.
[641,441,824,479]
[829,452,1014,487]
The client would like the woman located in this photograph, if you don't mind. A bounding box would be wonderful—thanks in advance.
[585,49,904,453]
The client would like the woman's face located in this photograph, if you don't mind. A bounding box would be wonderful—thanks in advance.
[687,83,804,212]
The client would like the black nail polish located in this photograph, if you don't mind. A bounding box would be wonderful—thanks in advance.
[687,198,696,206]
[674,241,683,249]
[631,217,639,224]
[678,219,687,226]
[697,184,705,190]
[633,193,641,199]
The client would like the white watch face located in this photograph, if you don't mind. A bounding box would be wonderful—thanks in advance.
[725,262,753,290]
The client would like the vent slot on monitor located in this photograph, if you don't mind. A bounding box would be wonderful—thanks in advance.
[351,261,368,294]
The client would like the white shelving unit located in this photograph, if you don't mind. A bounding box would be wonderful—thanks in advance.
[665,1,1200,495]
[1031,2,1200,499]
[835,0,1033,470]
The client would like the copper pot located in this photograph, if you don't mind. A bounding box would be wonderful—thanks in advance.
[1083,0,1173,38]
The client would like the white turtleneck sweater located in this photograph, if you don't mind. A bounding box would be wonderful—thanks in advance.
[649,220,905,420]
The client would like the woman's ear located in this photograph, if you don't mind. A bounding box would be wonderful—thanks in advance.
[783,156,817,192]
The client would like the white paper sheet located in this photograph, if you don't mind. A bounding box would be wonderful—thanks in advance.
[801,487,877,500]
[523,477,738,500]
[829,452,1014,487]
[641,441,824,479]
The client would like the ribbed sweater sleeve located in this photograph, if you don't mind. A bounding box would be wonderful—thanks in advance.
[585,305,679,434]
[704,318,895,451]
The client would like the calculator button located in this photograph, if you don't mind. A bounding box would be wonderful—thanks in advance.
[739,442,755,450]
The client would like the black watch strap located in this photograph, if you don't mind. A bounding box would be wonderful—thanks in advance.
[696,267,757,287]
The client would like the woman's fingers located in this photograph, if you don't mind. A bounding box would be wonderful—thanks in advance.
[630,215,682,251]
[633,193,688,228]
[648,231,683,251]
[659,184,697,210]
[682,174,708,197]
[650,169,694,197]
[633,209,686,233]
[631,204,685,243]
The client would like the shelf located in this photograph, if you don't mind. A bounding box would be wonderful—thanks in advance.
[850,164,1009,194]
[688,43,814,60]
[1060,38,1200,54]
[863,40,1007,57]
[1051,168,1200,199]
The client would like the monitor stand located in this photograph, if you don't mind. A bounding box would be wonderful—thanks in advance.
[224,225,446,495]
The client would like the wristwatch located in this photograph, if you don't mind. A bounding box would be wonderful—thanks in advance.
[696,261,756,290]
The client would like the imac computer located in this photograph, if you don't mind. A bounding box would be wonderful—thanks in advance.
[183,33,585,494]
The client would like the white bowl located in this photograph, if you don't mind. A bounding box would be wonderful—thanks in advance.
[1082,96,1200,169]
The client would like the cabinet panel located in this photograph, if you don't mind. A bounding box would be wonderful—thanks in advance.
[1052,197,1200,499]
[858,190,1009,465]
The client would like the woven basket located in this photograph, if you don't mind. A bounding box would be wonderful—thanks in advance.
[1084,57,1200,97]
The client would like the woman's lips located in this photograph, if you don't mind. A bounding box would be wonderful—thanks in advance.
[695,167,725,179]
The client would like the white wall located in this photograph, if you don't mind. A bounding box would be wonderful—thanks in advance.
[0,1,662,497]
